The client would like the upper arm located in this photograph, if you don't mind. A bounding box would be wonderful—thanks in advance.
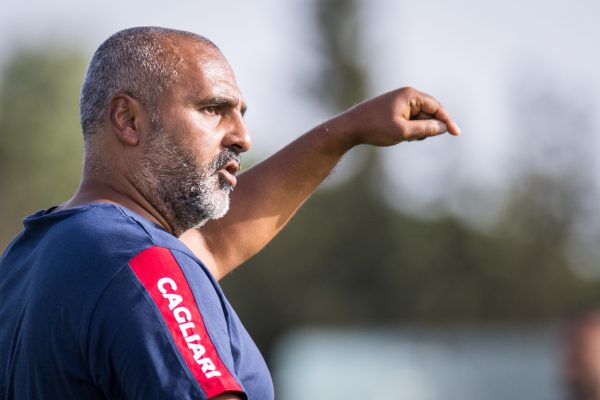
[210,393,244,400]
[87,246,245,399]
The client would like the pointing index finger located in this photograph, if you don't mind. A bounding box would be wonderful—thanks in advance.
[417,94,461,136]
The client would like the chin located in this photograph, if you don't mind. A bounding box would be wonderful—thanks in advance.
[182,193,231,232]
[207,195,231,221]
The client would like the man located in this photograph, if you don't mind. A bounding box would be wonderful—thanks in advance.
[563,309,600,400]
[0,26,459,399]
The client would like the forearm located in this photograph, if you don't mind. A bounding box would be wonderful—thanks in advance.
[180,87,459,280]
[195,114,353,279]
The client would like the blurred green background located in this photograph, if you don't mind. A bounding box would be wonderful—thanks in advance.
[1,0,600,398]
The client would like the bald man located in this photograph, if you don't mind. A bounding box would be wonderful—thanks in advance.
[0,27,459,400]
[563,310,600,400]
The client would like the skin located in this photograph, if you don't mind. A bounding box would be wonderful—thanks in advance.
[564,314,600,400]
[59,36,459,399]
[58,41,249,235]
[186,86,460,279]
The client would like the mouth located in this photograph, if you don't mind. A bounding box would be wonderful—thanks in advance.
[217,159,240,188]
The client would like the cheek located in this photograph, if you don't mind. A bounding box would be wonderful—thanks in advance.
[187,111,224,143]
[186,135,221,173]
[175,115,222,166]
[189,134,222,169]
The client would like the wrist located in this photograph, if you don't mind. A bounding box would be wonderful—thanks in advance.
[317,111,360,156]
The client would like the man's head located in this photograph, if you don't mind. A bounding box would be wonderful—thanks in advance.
[80,27,250,235]
[563,309,600,400]
[80,27,215,139]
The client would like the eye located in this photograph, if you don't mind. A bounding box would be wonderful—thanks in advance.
[203,106,218,115]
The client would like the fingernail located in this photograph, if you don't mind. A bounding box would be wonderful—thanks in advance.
[435,121,447,132]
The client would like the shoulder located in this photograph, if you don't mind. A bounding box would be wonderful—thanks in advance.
[89,245,244,398]
[46,202,156,249]
[125,246,227,328]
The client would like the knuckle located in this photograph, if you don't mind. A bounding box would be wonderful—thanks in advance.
[401,86,417,95]
[430,122,440,134]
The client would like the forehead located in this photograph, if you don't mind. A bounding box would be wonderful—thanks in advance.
[170,39,243,103]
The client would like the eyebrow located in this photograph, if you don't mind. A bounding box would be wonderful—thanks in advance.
[196,94,247,116]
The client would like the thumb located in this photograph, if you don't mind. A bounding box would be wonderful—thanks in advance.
[404,119,448,140]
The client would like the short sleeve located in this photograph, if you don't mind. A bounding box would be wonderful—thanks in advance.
[87,246,245,400]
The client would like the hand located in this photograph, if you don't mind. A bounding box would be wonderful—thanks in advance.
[333,87,460,149]
[187,86,460,279]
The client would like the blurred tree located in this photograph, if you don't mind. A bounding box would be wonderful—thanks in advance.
[222,0,600,368]
[222,0,375,356]
[491,74,600,316]
[0,14,595,390]
[311,0,369,110]
[0,48,86,249]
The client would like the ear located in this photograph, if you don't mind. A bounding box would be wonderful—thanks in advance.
[108,93,148,146]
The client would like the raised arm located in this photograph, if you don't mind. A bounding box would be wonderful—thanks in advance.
[180,87,460,280]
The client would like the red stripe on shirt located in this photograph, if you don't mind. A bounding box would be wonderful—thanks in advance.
[129,246,243,398]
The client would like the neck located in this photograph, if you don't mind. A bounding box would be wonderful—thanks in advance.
[58,172,174,234]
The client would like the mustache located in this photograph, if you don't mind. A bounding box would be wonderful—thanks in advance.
[212,148,241,171]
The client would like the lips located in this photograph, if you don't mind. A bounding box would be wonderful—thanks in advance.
[217,159,240,188]
[223,159,240,176]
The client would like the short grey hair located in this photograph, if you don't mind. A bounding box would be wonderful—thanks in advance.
[79,26,217,139]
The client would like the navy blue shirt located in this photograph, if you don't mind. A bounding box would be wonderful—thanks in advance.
[0,203,273,399]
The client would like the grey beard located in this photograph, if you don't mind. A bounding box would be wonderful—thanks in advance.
[133,129,239,236]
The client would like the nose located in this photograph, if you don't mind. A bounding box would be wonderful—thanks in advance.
[224,110,251,153]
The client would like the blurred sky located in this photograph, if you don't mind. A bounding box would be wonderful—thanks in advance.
[2,0,599,225]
